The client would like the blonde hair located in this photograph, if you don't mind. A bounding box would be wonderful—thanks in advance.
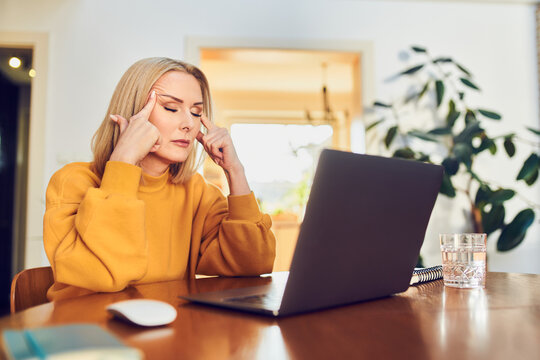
[91,57,212,184]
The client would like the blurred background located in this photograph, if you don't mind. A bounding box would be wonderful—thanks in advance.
[0,0,538,313]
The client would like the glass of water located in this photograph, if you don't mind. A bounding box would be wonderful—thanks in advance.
[440,233,487,288]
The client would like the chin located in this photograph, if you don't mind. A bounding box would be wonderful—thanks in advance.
[161,155,188,165]
[163,148,192,164]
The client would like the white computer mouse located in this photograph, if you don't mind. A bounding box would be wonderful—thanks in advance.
[106,299,177,327]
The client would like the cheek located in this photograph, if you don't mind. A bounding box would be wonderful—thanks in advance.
[149,111,175,135]
[192,119,202,133]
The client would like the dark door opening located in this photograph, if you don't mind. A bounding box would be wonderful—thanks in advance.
[0,47,32,315]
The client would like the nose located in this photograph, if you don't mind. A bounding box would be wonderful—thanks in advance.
[179,109,196,132]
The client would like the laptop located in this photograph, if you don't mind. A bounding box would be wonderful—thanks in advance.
[181,149,444,317]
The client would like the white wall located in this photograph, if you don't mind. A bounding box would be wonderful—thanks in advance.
[0,0,538,272]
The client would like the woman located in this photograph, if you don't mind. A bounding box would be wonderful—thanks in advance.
[44,58,276,301]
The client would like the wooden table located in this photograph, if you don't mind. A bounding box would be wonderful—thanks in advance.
[1,272,539,359]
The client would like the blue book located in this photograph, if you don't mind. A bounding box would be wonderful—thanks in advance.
[2,324,142,359]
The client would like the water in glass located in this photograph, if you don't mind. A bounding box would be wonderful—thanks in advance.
[440,233,487,288]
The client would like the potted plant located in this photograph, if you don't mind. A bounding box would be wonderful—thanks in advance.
[368,45,539,254]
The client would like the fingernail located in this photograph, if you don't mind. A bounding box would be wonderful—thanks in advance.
[150,90,156,99]
[109,115,117,121]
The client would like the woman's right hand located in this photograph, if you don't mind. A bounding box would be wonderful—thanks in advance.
[109,91,161,165]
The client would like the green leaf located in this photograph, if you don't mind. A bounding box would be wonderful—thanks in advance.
[453,143,472,158]
[527,127,540,136]
[482,204,505,235]
[404,91,419,104]
[433,57,452,63]
[473,136,494,155]
[460,77,480,91]
[411,46,427,53]
[408,130,439,142]
[447,113,459,128]
[385,126,398,148]
[428,127,452,135]
[393,147,415,159]
[446,100,460,128]
[464,109,477,125]
[448,99,456,112]
[503,137,516,157]
[497,209,535,251]
[454,121,483,144]
[475,185,492,209]
[489,189,515,204]
[439,173,456,197]
[435,80,445,107]
[418,82,430,100]
[374,101,392,108]
[400,64,424,75]
[489,141,497,155]
[453,143,473,168]
[516,153,540,181]
[416,255,424,268]
[417,153,430,162]
[525,169,539,185]
[442,157,459,176]
[478,109,501,120]
[455,62,472,76]
[365,119,385,132]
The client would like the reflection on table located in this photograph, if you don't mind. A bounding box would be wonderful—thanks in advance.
[0,272,539,359]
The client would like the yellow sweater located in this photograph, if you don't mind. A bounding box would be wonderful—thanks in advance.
[44,161,276,301]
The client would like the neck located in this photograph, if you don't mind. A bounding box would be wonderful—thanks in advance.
[140,154,170,177]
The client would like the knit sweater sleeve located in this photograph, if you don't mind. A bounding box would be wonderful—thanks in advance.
[193,180,276,276]
[44,161,148,297]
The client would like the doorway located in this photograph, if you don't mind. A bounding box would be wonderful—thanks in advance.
[198,47,362,271]
[0,47,32,315]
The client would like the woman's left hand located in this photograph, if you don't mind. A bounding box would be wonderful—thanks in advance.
[196,116,251,195]
[196,116,243,173]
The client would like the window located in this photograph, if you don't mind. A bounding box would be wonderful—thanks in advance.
[231,123,333,219]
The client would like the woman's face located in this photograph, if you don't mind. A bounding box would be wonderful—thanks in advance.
[146,71,203,168]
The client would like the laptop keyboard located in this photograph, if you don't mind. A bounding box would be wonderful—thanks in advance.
[224,292,282,309]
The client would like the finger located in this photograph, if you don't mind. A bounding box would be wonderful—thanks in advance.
[199,114,216,131]
[206,137,224,159]
[196,131,204,144]
[212,151,224,160]
[200,137,220,160]
[149,134,161,153]
[134,90,157,120]
[197,132,213,155]
[210,139,225,155]
[207,131,228,151]
[201,128,227,147]
[209,153,223,164]
[212,144,224,157]
[110,114,129,134]
[117,115,129,133]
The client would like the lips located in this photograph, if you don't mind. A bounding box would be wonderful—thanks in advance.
[172,139,190,147]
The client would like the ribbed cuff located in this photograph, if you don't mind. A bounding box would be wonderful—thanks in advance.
[100,161,142,197]
[227,192,262,222]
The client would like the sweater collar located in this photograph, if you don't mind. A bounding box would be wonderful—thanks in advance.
[140,168,169,192]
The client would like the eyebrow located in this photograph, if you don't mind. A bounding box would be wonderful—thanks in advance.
[156,93,203,106]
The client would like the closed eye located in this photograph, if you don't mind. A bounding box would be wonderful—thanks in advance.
[164,106,177,113]
[191,112,202,118]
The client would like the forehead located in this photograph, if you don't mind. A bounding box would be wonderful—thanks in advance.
[152,71,202,101]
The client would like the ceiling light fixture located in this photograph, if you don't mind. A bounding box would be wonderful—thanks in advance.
[9,57,22,69]
[306,62,336,123]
